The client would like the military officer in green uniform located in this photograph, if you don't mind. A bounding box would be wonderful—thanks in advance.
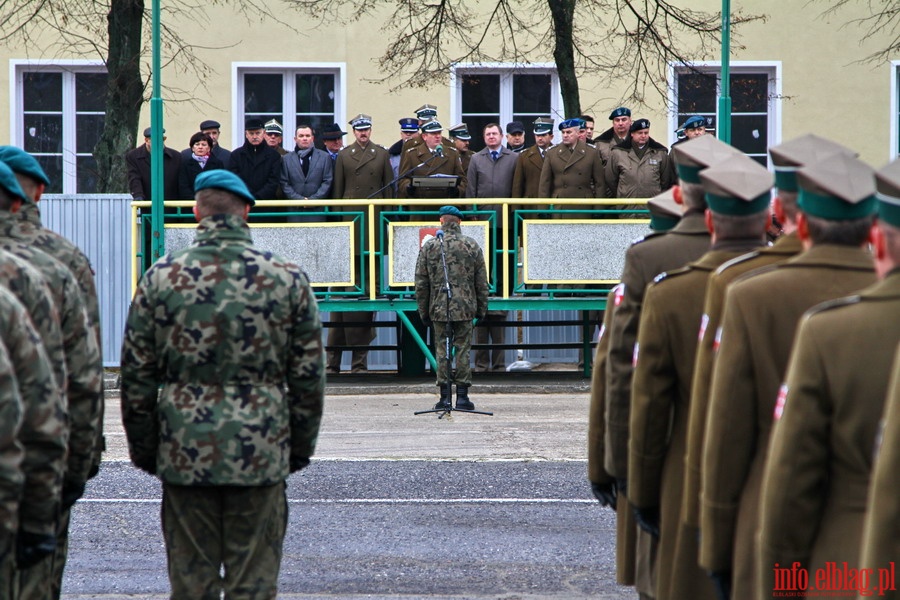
[606,118,674,199]
[120,170,325,599]
[594,106,632,166]
[512,118,554,203]
[701,152,878,600]
[628,152,773,600]
[604,134,738,599]
[414,206,488,411]
[757,157,900,600]
[398,119,467,213]
[448,123,473,174]
[537,117,607,215]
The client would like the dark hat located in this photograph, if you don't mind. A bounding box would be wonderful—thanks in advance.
[558,118,581,131]
[399,118,419,132]
[194,169,256,206]
[0,146,51,187]
[672,135,742,183]
[244,117,265,131]
[769,134,857,193]
[682,115,706,131]
[533,117,554,135]
[415,104,438,119]
[0,161,28,203]
[420,119,443,133]
[439,205,463,219]
[264,119,283,135]
[647,188,682,231]
[506,121,525,134]
[700,153,773,215]
[448,123,471,140]
[629,119,650,133]
[142,126,165,138]
[321,123,347,140]
[875,158,900,227]
[797,153,877,221]
[199,119,221,130]
[349,114,373,130]
[609,107,631,120]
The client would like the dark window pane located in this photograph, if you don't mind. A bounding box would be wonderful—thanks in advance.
[23,72,62,111]
[244,74,283,113]
[730,114,768,155]
[463,115,500,153]
[76,156,100,193]
[461,74,500,114]
[749,154,768,168]
[731,74,769,113]
[678,72,717,114]
[37,156,63,194]
[513,74,551,113]
[76,114,105,153]
[76,73,108,111]
[296,74,334,114]
[23,115,63,153]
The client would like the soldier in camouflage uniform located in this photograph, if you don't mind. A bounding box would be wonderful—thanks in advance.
[0,145,106,599]
[0,160,101,599]
[0,338,22,575]
[120,169,325,600]
[415,205,488,411]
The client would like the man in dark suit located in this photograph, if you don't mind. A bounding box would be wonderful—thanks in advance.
[280,124,333,221]
[125,127,181,200]
[227,118,281,201]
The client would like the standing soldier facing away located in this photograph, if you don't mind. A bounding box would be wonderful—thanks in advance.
[415,206,488,411]
[120,169,325,599]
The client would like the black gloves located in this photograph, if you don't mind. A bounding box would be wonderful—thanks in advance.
[591,481,617,510]
[709,570,732,600]
[290,457,310,473]
[61,480,86,512]
[16,531,56,570]
[633,505,660,539]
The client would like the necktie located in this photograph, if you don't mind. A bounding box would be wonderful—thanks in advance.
[491,150,499,162]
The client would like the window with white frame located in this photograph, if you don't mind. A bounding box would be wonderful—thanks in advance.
[236,65,342,150]
[454,66,560,153]
[672,63,780,166]
[13,62,108,194]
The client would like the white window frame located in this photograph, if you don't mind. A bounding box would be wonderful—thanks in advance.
[9,59,108,195]
[667,61,782,166]
[890,60,899,161]
[450,63,563,131]
[231,62,346,148]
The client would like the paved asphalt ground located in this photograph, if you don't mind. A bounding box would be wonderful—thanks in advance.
[61,372,636,599]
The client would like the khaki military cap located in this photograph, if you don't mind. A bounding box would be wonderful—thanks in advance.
[349,114,372,130]
[448,123,471,140]
[533,117,555,135]
[672,135,743,183]
[875,157,900,227]
[700,153,773,215]
[769,134,857,192]
[797,153,877,220]
[647,187,681,231]
[415,104,438,119]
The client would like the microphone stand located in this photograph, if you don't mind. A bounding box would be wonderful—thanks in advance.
[415,229,493,417]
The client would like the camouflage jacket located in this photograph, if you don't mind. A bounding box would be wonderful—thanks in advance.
[415,221,488,322]
[0,211,102,488]
[121,214,325,486]
[16,203,105,476]
[0,285,66,537]
[0,337,22,552]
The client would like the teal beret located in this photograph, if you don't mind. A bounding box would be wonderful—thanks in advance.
[194,170,256,206]
[0,161,27,203]
[559,118,581,131]
[439,205,463,219]
[0,146,50,187]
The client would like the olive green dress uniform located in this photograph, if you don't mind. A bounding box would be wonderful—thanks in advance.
[681,232,803,530]
[858,343,900,597]
[511,144,547,200]
[702,153,880,600]
[606,137,673,199]
[537,138,606,211]
[594,127,628,167]
[397,143,467,212]
[757,269,900,599]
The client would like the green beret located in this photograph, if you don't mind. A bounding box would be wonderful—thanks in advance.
[0,161,27,203]
[194,170,256,206]
[439,205,463,219]
[0,146,51,187]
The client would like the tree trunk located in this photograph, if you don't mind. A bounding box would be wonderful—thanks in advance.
[547,0,580,119]
[94,0,145,193]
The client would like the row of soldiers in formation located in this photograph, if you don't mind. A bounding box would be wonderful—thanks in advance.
[0,146,104,599]
[586,132,900,599]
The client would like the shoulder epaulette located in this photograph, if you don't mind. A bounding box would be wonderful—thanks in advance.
[653,265,691,284]
[630,230,665,246]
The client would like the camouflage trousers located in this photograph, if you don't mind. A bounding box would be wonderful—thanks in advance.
[0,506,71,600]
[432,320,474,386]
[162,481,287,600]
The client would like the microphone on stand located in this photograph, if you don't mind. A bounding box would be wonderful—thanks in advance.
[436,229,444,239]
[434,144,443,157]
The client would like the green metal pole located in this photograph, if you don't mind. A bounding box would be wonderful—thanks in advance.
[718,0,732,144]
[150,0,165,262]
